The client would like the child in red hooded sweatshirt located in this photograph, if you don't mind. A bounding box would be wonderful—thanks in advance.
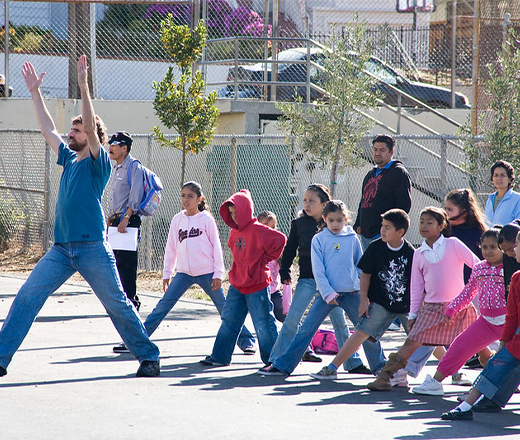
[200,190,287,366]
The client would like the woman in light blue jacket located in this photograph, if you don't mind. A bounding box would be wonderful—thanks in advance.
[484,160,520,226]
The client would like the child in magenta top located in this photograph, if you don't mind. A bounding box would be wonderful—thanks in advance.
[413,227,506,396]
[441,229,520,421]
[368,206,480,391]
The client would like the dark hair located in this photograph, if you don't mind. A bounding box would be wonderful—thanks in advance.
[444,188,487,231]
[258,210,277,228]
[319,200,349,232]
[491,160,515,188]
[71,115,108,145]
[306,183,332,203]
[182,181,208,212]
[420,206,451,237]
[498,222,520,245]
[481,227,501,244]
[381,208,410,234]
[372,134,395,152]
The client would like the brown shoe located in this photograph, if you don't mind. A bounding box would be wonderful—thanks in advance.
[367,370,393,391]
[367,352,408,391]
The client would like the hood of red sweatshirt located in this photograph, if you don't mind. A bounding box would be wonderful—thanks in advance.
[220,189,255,230]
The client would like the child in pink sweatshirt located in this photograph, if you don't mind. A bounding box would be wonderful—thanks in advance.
[258,211,292,322]
[413,227,506,396]
[142,182,255,352]
[367,206,480,391]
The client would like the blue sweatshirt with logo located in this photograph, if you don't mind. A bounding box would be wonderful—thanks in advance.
[311,225,362,302]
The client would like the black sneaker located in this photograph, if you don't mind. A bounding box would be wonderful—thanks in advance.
[441,408,473,421]
[302,351,322,362]
[0,365,6,377]
[113,343,130,354]
[257,365,285,376]
[464,354,483,369]
[199,356,228,367]
[136,360,160,377]
[348,364,372,375]
[473,397,502,413]
[241,346,256,355]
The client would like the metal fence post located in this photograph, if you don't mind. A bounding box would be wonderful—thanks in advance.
[43,144,51,253]
[440,136,448,198]
[4,0,10,98]
[230,136,237,194]
[397,94,402,134]
[144,135,153,271]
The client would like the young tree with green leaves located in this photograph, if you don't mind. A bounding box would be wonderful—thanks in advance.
[276,23,381,196]
[463,30,520,182]
[152,17,219,187]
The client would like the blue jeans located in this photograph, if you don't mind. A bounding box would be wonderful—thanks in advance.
[487,361,520,407]
[144,272,255,350]
[474,347,520,406]
[0,242,159,369]
[405,345,436,378]
[273,292,387,375]
[210,285,278,365]
[269,278,360,371]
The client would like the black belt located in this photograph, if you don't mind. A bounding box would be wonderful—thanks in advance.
[109,213,140,226]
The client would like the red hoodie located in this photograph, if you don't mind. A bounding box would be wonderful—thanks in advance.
[220,190,286,294]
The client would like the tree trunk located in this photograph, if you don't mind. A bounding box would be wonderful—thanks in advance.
[330,107,345,198]
[181,136,186,188]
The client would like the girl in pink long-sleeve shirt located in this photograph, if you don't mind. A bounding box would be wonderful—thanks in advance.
[368,206,480,391]
[143,182,255,352]
[412,228,506,396]
[258,211,291,323]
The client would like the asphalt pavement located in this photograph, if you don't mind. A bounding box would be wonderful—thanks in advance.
[0,273,519,440]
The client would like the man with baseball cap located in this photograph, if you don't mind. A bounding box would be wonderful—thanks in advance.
[108,131,145,353]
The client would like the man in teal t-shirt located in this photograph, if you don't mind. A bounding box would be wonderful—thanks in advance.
[0,56,160,379]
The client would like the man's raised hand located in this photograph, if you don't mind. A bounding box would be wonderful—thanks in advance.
[77,54,89,89]
[21,62,46,94]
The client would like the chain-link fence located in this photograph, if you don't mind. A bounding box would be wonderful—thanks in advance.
[0,0,512,114]
[0,130,493,271]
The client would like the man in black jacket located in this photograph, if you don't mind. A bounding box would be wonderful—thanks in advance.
[353,134,412,251]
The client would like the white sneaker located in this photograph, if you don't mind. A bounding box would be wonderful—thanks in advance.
[310,365,338,380]
[388,322,401,331]
[389,368,408,387]
[451,372,472,386]
[412,374,444,396]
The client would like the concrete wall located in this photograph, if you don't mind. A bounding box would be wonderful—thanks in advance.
[0,97,469,136]
[0,98,252,136]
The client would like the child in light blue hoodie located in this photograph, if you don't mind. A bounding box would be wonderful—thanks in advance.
[258,200,386,376]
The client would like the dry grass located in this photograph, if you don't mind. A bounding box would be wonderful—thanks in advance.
[0,247,216,301]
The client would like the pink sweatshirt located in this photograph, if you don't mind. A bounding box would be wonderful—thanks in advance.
[410,236,479,315]
[267,259,292,314]
[163,210,225,280]
[445,260,507,318]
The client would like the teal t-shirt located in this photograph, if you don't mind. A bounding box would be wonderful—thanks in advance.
[54,143,111,243]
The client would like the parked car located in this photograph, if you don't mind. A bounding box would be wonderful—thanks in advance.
[218,47,470,109]
[0,74,13,97]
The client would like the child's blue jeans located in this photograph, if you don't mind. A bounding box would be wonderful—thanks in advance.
[210,285,278,365]
[273,291,387,375]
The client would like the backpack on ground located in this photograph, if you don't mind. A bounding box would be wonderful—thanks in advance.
[127,159,163,216]
[311,328,339,355]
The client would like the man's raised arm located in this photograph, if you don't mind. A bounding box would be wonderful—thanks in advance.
[77,55,101,159]
[21,62,63,155]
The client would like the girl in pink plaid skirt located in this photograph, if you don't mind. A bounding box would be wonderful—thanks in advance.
[368,206,480,391]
